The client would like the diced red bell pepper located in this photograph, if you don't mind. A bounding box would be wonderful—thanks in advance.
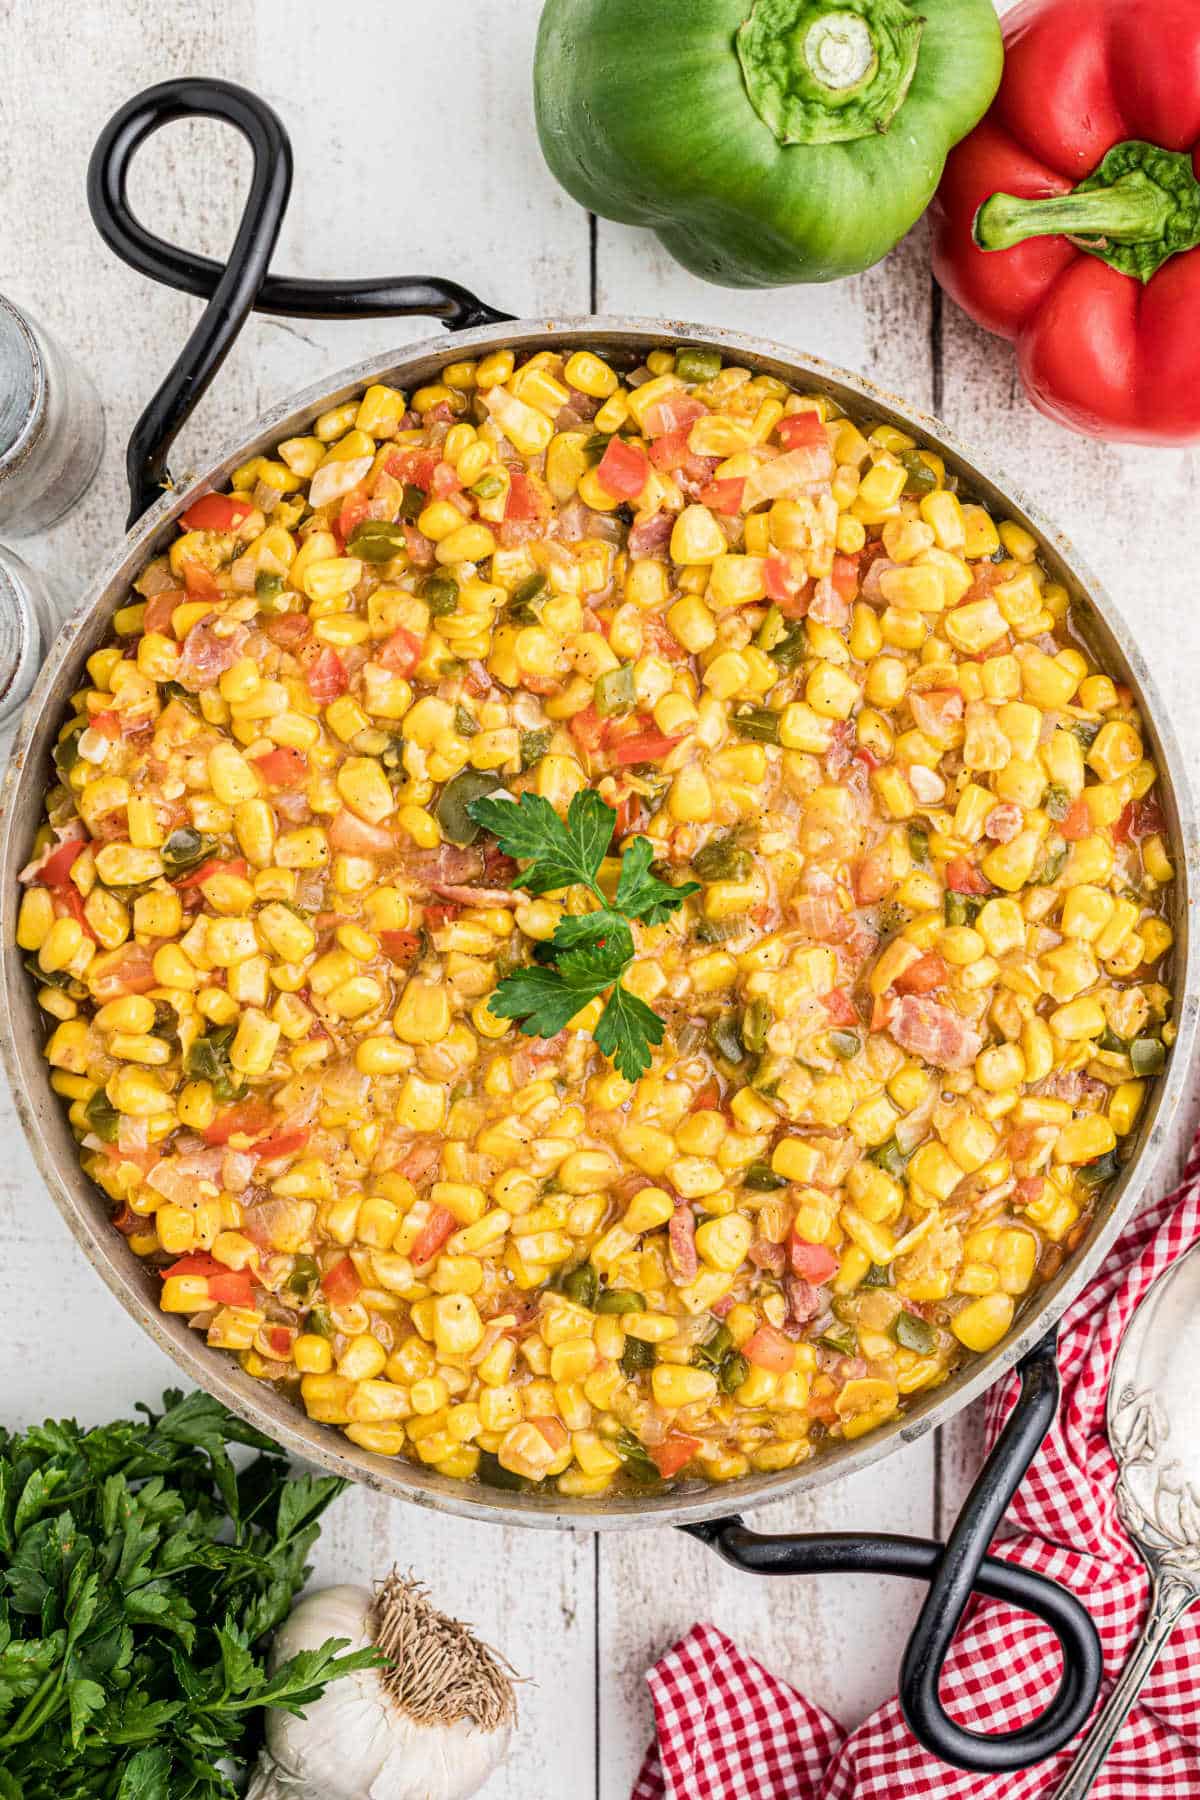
[1014,1175,1045,1207]
[322,1255,362,1305]
[253,1128,310,1162]
[181,492,254,532]
[268,1326,294,1357]
[831,553,860,600]
[387,448,438,490]
[698,477,745,514]
[595,435,650,499]
[568,704,611,754]
[1113,796,1165,844]
[691,1078,721,1111]
[409,1205,457,1266]
[742,1325,797,1373]
[180,559,221,601]
[91,710,122,739]
[162,1251,255,1310]
[820,988,859,1026]
[307,647,348,703]
[379,626,425,676]
[610,729,684,767]
[649,1435,702,1478]
[505,468,542,520]
[789,1238,839,1284]
[202,1097,275,1146]
[379,928,423,965]
[894,952,951,996]
[337,489,371,542]
[763,554,809,613]
[52,883,98,941]
[854,846,895,905]
[777,411,826,450]
[945,856,992,895]
[173,857,250,890]
[39,838,86,889]
[252,746,309,788]
[143,591,183,636]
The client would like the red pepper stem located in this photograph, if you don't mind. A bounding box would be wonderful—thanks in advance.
[975,171,1172,252]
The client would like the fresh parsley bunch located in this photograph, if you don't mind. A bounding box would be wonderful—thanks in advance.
[0,1390,378,1800]
[467,788,699,1080]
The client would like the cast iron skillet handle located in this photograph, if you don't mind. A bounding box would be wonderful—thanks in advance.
[86,77,512,528]
[685,1332,1102,1773]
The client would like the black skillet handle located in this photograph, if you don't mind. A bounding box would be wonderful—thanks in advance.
[684,1333,1102,1772]
[86,77,513,528]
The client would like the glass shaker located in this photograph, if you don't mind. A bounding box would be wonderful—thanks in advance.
[0,295,104,536]
[0,545,64,735]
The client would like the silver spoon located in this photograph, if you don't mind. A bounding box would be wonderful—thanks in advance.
[1052,1240,1200,1800]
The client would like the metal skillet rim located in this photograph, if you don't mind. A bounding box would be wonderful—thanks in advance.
[2,314,1195,1531]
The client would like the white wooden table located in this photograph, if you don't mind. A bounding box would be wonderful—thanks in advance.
[2,3,1198,1791]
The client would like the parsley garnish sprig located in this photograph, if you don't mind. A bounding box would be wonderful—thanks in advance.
[466,789,699,1080]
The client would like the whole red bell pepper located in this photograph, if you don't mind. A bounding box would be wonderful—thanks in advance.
[931,0,1200,444]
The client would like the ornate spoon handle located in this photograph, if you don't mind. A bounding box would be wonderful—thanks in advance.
[1051,1569,1197,1800]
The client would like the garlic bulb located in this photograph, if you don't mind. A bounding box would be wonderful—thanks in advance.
[247,1572,518,1800]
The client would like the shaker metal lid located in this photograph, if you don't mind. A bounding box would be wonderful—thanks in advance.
[0,553,41,726]
[0,296,45,484]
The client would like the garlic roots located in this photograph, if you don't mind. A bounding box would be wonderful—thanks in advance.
[247,1571,518,1800]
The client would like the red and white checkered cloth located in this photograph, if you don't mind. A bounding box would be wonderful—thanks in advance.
[634,1137,1200,1800]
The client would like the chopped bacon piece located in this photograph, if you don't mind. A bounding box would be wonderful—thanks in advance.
[909,688,964,738]
[783,1277,824,1336]
[402,522,436,567]
[263,612,312,649]
[643,394,706,438]
[748,1240,786,1275]
[984,802,1023,843]
[792,893,851,941]
[894,952,950,996]
[808,576,849,627]
[627,512,674,558]
[176,619,246,691]
[425,880,520,907]
[1114,795,1165,844]
[668,1204,698,1282]
[1014,1175,1046,1207]
[889,995,983,1070]
[328,809,394,856]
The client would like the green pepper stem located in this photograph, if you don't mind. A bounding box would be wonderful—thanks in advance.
[975,171,1173,252]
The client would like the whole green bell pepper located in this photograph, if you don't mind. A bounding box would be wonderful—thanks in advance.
[534,0,1003,287]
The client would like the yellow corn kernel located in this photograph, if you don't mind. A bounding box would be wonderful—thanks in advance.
[1054,1116,1117,1165]
[651,1364,717,1408]
[951,1293,1015,1352]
